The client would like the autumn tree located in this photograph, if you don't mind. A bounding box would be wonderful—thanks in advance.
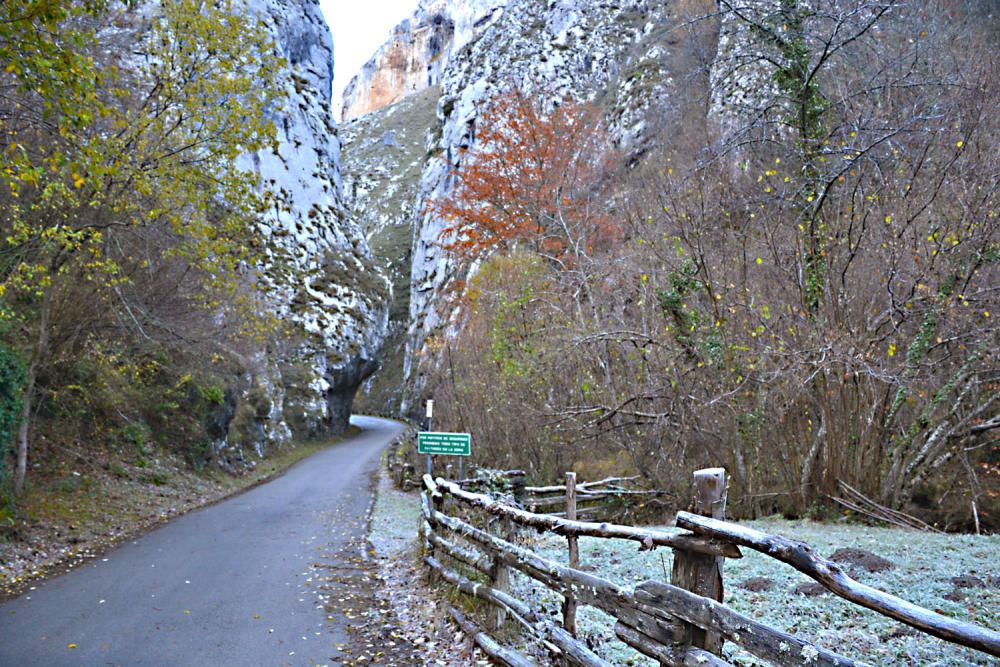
[0,0,281,495]
[425,1,999,529]
[421,89,637,479]
[427,89,619,266]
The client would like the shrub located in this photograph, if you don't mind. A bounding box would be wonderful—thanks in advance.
[0,342,25,499]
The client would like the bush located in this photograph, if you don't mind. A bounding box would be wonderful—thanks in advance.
[0,342,25,499]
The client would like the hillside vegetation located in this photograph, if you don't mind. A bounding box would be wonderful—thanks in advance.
[412,0,999,531]
[0,0,391,549]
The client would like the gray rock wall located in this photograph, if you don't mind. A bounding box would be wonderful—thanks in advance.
[217,0,389,457]
[400,0,695,414]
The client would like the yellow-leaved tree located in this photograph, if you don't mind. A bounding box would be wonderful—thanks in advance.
[0,0,282,495]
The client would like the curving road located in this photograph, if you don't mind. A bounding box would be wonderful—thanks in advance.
[0,415,404,667]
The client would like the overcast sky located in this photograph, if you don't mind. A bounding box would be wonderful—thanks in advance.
[319,0,421,119]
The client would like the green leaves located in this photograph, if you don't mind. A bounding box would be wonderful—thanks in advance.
[1,0,281,315]
[0,0,288,495]
[0,343,25,493]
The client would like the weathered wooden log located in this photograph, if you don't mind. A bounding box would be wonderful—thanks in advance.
[526,475,640,494]
[434,477,741,558]
[676,512,1000,658]
[428,505,697,655]
[615,621,683,665]
[490,514,514,632]
[683,648,734,667]
[428,507,633,618]
[428,530,493,576]
[423,473,444,502]
[420,491,436,583]
[671,468,727,655]
[614,600,691,665]
[428,556,564,663]
[427,555,612,667]
[420,492,433,544]
[545,508,602,520]
[616,622,739,667]
[635,581,864,667]
[564,472,580,638]
[527,490,664,508]
[528,493,611,510]
[449,606,538,667]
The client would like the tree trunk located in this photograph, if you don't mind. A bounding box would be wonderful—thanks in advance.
[14,288,52,496]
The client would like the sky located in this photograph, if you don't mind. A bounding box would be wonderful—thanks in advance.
[319,0,421,119]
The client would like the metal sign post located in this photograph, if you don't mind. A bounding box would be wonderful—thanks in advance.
[418,428,472,482]
[425,399,434,477]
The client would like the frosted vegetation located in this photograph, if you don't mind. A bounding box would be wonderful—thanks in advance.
[371,485,998,665]
[511,520,998,666]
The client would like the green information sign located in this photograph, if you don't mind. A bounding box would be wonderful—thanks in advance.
[418,431,471,456]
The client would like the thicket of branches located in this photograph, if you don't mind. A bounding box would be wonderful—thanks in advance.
[425,0,999,530]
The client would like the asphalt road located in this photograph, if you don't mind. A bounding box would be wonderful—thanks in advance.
[0,415,404,667]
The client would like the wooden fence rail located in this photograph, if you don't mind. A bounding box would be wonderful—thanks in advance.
[420,468,1000,666]
[456,471,669,522]
[676,512,1000,656]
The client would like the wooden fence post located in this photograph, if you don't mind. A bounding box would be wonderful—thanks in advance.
[671,467,727,656]
[563,472,579,637]
[508,470,527,504]
[428,480,445,585]
[489,514,513,632]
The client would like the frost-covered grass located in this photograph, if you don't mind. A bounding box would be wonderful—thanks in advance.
[510,519,999,666]
[370,478,998,666]
[369,469,423,561]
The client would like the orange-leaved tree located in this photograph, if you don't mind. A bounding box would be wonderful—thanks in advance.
[427,89,619,266]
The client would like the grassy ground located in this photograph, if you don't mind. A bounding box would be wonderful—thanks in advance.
[367,458,490,666]
[0,434,354,600]
[513,520,998,666]
[369,484,999,666]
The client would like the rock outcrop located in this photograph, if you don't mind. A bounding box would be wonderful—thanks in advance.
[340,0,505,121]
[216,0,389,461]
[341,87,441,414]
[337,0,721,416]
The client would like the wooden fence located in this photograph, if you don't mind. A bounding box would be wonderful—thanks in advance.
[419,467,1000,666]
[453,470,670,522]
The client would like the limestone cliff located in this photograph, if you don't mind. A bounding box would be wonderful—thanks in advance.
[217,0,390,463]
[341,88,441,414]
[338,0,720,417]
[340,0,505,121]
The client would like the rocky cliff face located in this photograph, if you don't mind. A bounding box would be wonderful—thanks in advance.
[336,0,722,416]
[341,87,441,414]
[340,0,505,121]
[215,0,389,464]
